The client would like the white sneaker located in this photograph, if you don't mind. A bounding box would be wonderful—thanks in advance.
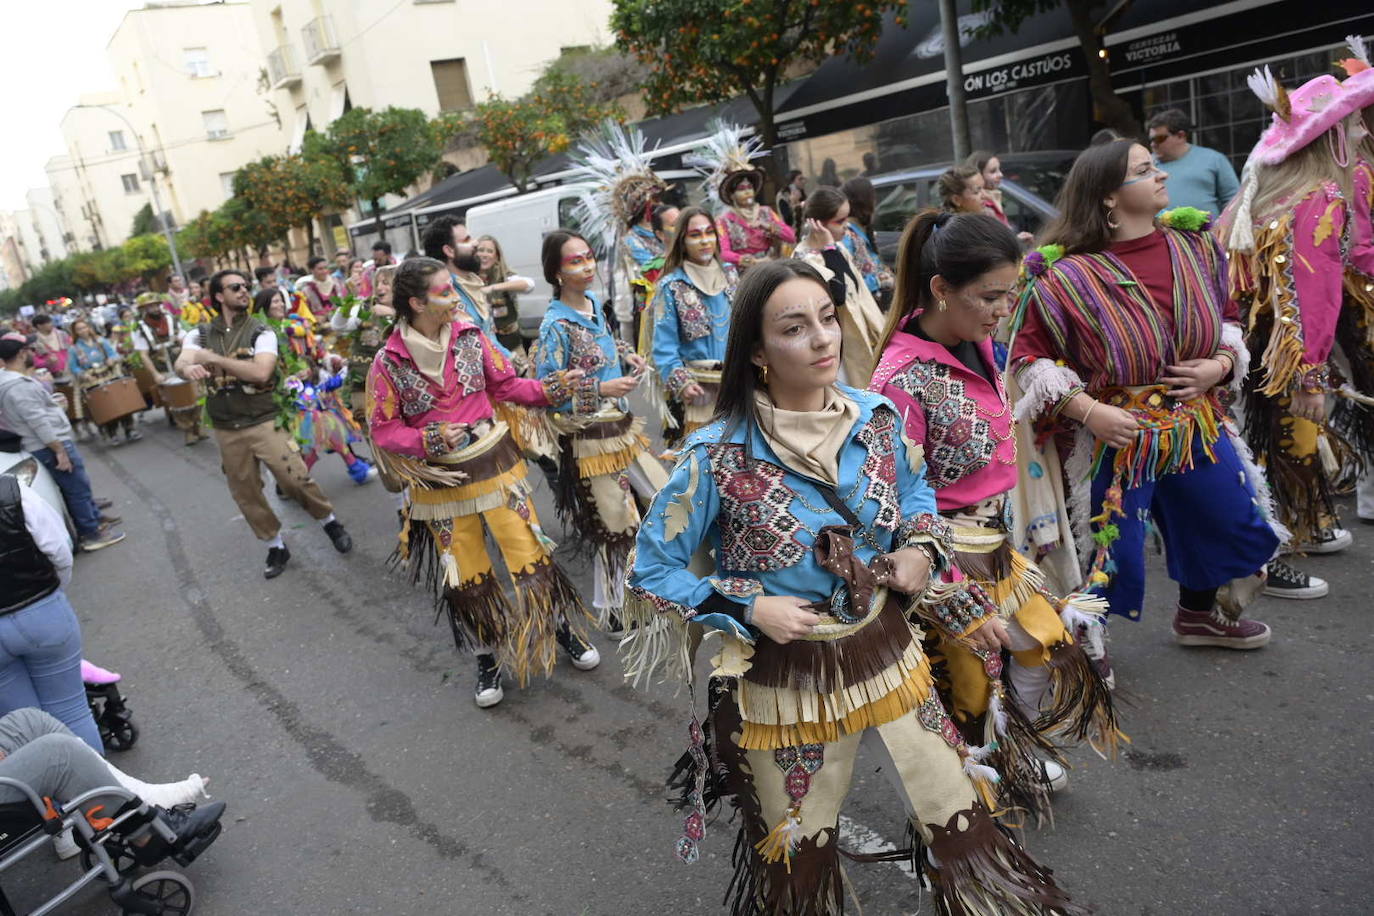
[1041,760,1069,792]
[53,827,79,860]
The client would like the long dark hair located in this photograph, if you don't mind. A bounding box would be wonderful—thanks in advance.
[714,259,832,436]
[879,209,1021,353]
[661,206,716,275]
[251,288,284,316]
[391,257,446,324]
[841,177,877,241]
[803,187,846,222]
[965,150,997,174]
[541,229,591,300]
[1040,139,1134,254]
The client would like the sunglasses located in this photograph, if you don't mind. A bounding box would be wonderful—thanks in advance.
[224,283,248,292]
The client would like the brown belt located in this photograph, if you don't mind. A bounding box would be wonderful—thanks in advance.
[574,413,635,441]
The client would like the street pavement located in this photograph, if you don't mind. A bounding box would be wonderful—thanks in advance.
[3,412,1372,915]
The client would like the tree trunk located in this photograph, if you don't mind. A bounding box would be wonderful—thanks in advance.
[752,80,784,201]
[371,198,383,239]
[1067,0,1140,138]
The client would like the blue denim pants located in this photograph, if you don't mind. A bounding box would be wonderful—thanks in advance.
[31,440,101,540]
[0,590,102,753]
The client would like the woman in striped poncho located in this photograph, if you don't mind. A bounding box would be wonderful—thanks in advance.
[1007,140,1283,686]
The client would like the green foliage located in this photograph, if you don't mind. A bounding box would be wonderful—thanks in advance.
[458,70,621,192]
[612,0,902,145]
[233,154,351,243]
[313,107,442,207]
[130,203,159,238]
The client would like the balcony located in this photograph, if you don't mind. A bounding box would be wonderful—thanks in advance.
[268,46,301,90]
[301,16,340,66]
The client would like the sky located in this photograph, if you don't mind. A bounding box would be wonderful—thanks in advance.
[0,1,140,213]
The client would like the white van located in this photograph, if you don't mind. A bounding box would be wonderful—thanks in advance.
[465,169,704,339]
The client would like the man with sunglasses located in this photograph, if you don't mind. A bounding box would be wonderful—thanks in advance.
[1146,108,1240,217]
[176,270,353,579]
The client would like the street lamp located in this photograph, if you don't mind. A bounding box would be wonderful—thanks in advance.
[73,103,186,282]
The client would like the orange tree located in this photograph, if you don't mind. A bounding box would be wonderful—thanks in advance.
[460,70,621,193]
[312,106,441,234]
[612,0,903,176]
[234,153,351,255]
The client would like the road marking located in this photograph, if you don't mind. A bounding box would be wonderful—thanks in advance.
[837,815,922,882]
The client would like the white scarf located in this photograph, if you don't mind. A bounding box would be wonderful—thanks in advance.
[683,259,729,297]
[400,321,452,387]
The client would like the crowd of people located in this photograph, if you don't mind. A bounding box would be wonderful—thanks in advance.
[1,46,1371,913]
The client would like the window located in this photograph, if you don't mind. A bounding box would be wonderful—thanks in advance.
[220,172,236,201]
[184,47,213,78]
[202,109,230,140]
[109,131,127,151]
[121,174,140,194]
[430,59,473,112]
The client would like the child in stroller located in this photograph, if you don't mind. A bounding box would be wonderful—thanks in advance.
[0,708,223,915]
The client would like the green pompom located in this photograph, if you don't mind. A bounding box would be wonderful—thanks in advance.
[1040,243,1065,263]
[1160,207,1212,231]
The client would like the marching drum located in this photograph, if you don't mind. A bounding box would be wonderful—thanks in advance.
[85,378,145,425]
[158,378,201,410]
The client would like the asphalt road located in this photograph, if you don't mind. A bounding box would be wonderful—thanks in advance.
[4,414,1372,916]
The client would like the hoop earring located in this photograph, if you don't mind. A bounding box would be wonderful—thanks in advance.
[1106,207,1121,230]
[938,299,947,312]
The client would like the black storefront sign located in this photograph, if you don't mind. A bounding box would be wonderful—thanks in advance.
[962,49,1086,99]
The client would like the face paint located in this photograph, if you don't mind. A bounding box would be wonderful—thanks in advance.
[682,217,717,263]
[560,246,597,287]
[758,281,843,392]
[732,180,756,207]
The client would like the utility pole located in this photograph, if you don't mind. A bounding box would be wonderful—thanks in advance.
[938,0,972,162]
[75,104,185,282]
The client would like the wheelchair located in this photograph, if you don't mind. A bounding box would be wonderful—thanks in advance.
[0,777,220,915]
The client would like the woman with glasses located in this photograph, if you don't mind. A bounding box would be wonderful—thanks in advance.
[1007,139,1281,687]
[534,230,669,638]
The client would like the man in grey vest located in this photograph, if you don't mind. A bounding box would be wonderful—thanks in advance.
[175,270,352,578]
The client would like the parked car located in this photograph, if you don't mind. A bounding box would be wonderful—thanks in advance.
[868,150,1076,264]
[0,433,76,548]
[466,170,705,339]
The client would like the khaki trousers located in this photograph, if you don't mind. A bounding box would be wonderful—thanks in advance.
[214,420,334,539]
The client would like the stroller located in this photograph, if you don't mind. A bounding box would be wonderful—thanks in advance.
[82,662,138,754]
[0,777,222,915]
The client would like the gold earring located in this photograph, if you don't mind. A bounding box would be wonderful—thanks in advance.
[760,364,769,385]
[1106,207,1121,230]
[938,299,947,312]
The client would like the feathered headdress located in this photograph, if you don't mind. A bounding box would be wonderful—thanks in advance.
[1337,34,1370,77]
[569,120,669,256]
[689,120,768,205]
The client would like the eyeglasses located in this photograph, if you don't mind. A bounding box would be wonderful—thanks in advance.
[224,283,247,292]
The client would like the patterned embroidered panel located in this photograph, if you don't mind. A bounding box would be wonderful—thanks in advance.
[671,281,713,341]
[709,576,764,600]
[855,406,902,530]
[450,329,487,397]
[706,444,807,572]
[380,353,438,418]
[887,361,996,489]
[560,321,610,373]
[628,584,698,622]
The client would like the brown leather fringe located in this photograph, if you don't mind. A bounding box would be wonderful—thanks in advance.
[668,678,733,817]
[506,556,593,685]
[1037,641,1122,756]
[986,699,1062,827]
[950,541,1013,588]
[551,438,640,561]
[441,573,512,656]
[1330,298,1374,464]
[924,802,1089,915]
[744,597,915,694]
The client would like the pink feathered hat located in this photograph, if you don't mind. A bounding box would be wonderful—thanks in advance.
[1338,35,1374,111]
[1247,67,1362,165]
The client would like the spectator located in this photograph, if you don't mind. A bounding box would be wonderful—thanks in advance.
[1091,128,1124,146]
[332,249,351,281]
[0,336,124,552]
[0,473,105,750]
[370,240,393,268]
[967,150,1035,244]
[1147,108,1240,215]
[254,266,278,292]
[937,165,986,214]
[839,176,894,302]
[775,170,807,231]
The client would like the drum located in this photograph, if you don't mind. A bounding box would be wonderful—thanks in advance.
[132,366,162,403]
[158,378,201,410]
[86,378,146,425]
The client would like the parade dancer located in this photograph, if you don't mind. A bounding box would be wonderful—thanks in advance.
[696,121,795,270]
[331,264,397,424]
[1223,68,1369,567]
[67,317,140,444]
[175,270,354,579]
[649,206,739,446]
[792,188,886,387]
[296,257,343,322]
[623,259,1085,915]
[534,230,669,637]
[870,210,1119,810]
[366,258,595,708]
[1009,141,1279,685]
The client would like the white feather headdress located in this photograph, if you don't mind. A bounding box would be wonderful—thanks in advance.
[568,120,668,256]
[688,119,767,205]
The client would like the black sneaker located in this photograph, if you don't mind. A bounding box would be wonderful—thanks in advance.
[323,520,353,553]
[475,654,504,708]
[148,801,225,867]
[264,546,291,579]
[605,611,628,640]
[556,624,600,671]
[1263,559,1328,599]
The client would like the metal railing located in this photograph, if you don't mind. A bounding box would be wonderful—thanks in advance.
[301,16,340,65]
[268,45,301,89]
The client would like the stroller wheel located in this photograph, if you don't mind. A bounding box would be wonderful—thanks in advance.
[105,718,140,752]
[122,870,194,916]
